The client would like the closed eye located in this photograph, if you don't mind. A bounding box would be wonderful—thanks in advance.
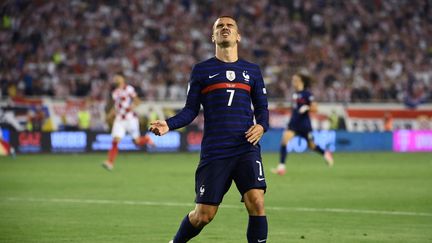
[216,23,236,29]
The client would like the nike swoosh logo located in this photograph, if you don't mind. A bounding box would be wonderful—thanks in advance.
[257,239,267,242]
[258,177,265,181]
[209,73,219,78]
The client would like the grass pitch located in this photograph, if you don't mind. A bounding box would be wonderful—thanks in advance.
[0,152,431,242]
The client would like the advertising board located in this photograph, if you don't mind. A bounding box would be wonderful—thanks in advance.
[393,130,432,152]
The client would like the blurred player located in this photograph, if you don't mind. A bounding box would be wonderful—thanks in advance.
[272,73,334,175]
[102,73,153,171]
[0,126,15,158]
[150,16,269,243]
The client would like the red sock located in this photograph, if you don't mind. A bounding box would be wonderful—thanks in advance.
[0,140,11,155]
[135,135,154,146]
[107,141,118,164]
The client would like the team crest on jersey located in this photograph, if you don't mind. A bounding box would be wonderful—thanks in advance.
[199,185,205,197]
[242,71,250,82]
[226,70,236,81]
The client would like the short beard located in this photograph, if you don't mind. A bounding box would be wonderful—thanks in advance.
[217,40,231,48]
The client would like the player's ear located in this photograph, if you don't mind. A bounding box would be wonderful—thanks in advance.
[237,33,241,43]
[211,34,215,43]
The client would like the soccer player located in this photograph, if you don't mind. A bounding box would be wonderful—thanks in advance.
[0,126,15,158]
[271,73,334,175]
[102,73,153,171]
[149,16,269,243]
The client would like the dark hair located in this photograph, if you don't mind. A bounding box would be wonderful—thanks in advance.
[213,16,239,31]
[217,15,237,21]
[296,73,313,89]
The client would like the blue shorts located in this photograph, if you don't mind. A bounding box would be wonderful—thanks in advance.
[294,129,314,143]
[288,124,313,142]
[194,149,266,205]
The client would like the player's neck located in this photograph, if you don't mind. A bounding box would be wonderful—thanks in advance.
[215,46,238,63]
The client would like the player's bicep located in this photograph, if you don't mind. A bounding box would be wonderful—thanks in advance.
[166,69,201,130]
[251,71,268,106]
[251,67,269,131]
[184,74,201,113]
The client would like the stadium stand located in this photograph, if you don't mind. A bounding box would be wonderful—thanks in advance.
[1,0,431,105]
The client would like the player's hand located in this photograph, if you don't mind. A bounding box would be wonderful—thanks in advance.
[149,120,169,136]
[245,124,264,146]
[299,105,310,114]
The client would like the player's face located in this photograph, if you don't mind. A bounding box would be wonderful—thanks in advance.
[212,17,241,47]
[292,75,304,91]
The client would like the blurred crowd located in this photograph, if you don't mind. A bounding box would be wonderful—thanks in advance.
[0,0,431,105]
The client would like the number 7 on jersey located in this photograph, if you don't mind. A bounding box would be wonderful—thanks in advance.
[226,89,235,106]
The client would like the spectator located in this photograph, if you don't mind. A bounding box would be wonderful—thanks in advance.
[77,102,91,131]
[0,0,430,104]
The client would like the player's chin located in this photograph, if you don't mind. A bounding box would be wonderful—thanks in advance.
[218,40,231,47]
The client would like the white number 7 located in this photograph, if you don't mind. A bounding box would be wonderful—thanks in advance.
[226,89,235,106]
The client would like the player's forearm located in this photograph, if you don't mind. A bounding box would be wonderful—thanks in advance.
[252,97,269,132]
[166,108,198,130]
[254,108,269,132]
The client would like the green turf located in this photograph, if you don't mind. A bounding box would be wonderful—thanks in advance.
[0,152,431,242]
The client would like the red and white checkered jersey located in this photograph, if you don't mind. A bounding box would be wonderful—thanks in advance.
[112,85,137,120]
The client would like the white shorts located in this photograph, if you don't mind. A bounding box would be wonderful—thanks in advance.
[111,117,140,139]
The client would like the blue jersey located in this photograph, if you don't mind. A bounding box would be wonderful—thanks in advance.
[288,90,313,132]
[166,57,269,161]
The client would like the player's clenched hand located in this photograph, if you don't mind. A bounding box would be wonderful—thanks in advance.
[149,120,169,136]
[299,105,310,114]
[245,124,264,145]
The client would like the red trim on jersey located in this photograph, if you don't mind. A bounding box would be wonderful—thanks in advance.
[201,82,251,94]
